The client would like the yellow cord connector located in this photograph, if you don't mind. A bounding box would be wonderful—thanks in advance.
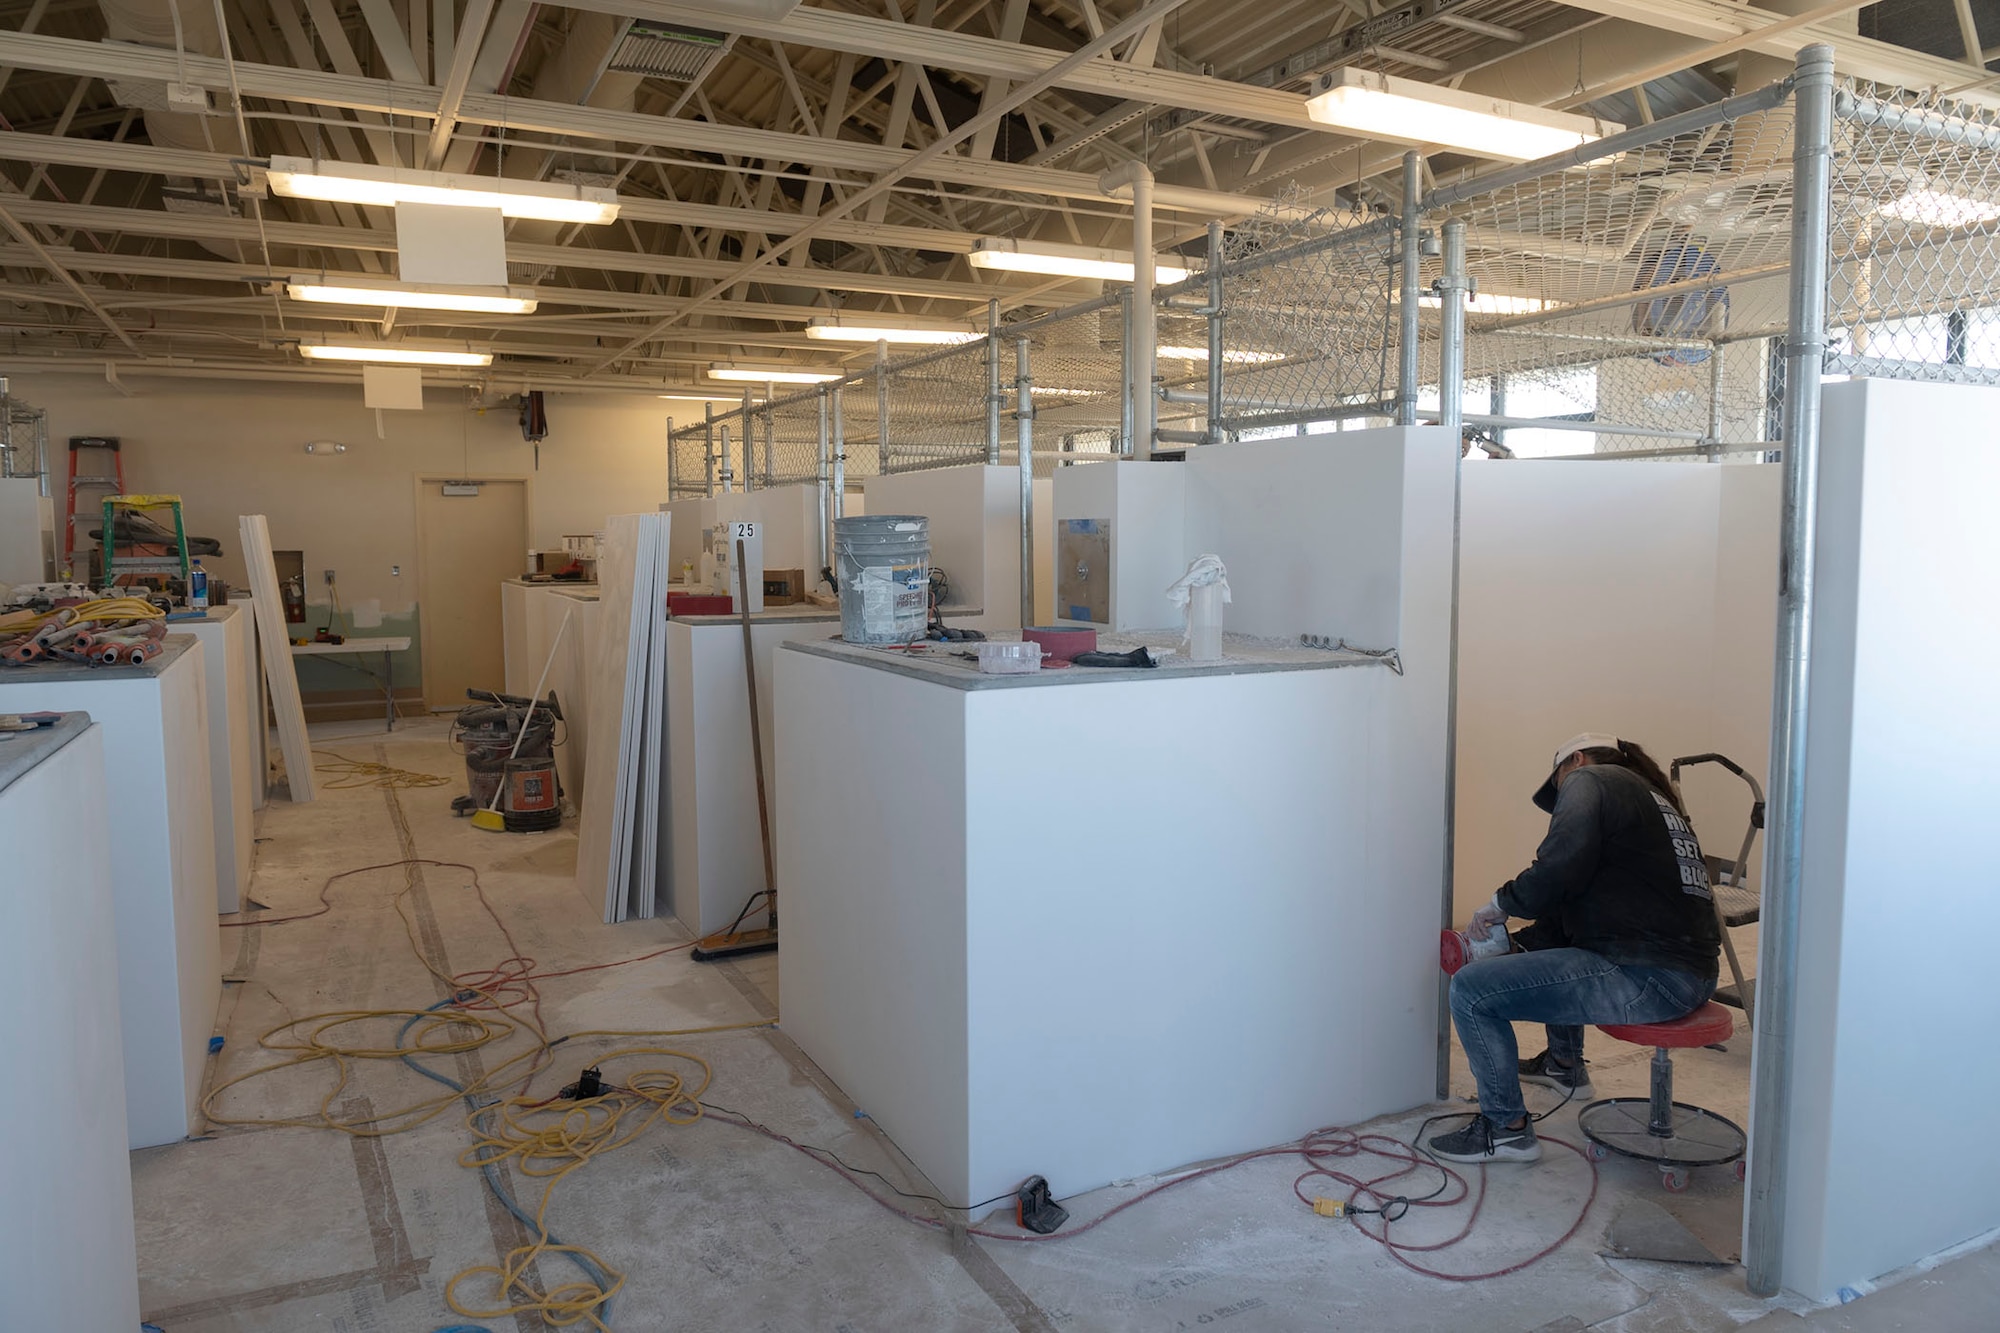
[1312,1197,1349,1219]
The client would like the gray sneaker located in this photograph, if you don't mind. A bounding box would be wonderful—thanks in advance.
[1519,1050,1595,1100]
[1427,1114,1542,1164]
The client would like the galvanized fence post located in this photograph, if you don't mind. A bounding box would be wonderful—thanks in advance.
[1206,219,1225,444]
[1435,217,1469,1101]
[1014,337,1035,628]
[987,299,1004,465]
[1746,41,1837,1300]
[1398,150,1423,427]
[703,403,716,497]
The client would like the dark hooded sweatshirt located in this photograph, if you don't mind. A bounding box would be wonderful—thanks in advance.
[1496,764,1721,980]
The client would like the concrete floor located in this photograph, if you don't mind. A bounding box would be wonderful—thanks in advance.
[136,719,1997,1332]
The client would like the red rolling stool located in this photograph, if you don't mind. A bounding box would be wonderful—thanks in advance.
[1577,1000,1746,1192]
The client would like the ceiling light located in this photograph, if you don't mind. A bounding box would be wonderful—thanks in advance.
[1878,188,2000,227]
[266,156,620,224]
[1305,69,1618,163]
[1158,346,1287,364]
[707,363,844,384]
[806,318,980,345]
[1031,385,1098,397]
[299,341,492,367]
[657,391,766,402]
[1418,292,1557,315]
[287,278,539,315]
[969,238,1191,285]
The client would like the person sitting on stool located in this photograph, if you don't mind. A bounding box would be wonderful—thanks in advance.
[1427,732,1721,1164]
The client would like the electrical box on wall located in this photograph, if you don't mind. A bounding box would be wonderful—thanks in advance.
[1058,519,1110,624]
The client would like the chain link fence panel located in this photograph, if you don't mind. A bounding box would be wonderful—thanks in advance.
[1825,83,2000,386]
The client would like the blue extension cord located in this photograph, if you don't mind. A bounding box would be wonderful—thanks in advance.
[397,997,617,1328]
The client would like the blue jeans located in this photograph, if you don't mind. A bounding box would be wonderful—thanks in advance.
[1449,948,1715,1126]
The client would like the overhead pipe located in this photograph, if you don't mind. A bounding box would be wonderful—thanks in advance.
[1100,161,1157,459]
[1746,42,1837,1300]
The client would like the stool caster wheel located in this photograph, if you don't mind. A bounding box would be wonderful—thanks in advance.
[1661,1167,1690,1193]
[1733,1160,1747,1183]
[1585,1141,1609,1162]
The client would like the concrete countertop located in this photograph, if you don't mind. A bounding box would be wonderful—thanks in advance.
[0,710,91,797]
[783,630,1393,692]
[672,605,843,628]
[505,578,599,597]
[0,633,195,685]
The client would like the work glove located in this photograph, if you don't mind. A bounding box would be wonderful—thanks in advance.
[1469,894,1508,933]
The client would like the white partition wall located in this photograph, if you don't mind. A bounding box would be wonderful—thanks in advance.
[1452,462,1781,916]
[780,427,1456,1204]
[0,718,141,1332]
[0,639,222,1147]
[1768,379,2000,1300]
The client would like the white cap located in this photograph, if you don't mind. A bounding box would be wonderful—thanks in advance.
[1533,732,1622,811]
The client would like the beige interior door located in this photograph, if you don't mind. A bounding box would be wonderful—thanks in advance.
[416,477,528,710]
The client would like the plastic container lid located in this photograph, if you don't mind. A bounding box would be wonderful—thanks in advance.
[976,641,1043,674]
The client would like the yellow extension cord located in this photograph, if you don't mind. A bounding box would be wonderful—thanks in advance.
[312,750,451,791]
[202,863,772,1329]
[0,596,166,638]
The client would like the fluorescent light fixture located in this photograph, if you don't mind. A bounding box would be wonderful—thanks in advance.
[1031,385,1097,397]
[1305,69,1617,163]
[707,363,844,384]
[1878,188,2000,227]
[1418,292,1557,315]
[266,155,620,224]
[806,317,979,345]
[299,341,493,367]
[968,238,1191,285]
[287,277,538,314]
[1158,346,1287,364]
[658,392,766,402]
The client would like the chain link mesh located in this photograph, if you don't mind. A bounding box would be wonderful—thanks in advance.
[1421,103,1795,456]
[1003,301,1125,475]
[1826,83,2000,385]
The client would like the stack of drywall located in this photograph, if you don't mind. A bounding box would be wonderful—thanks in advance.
[574,513,671,922]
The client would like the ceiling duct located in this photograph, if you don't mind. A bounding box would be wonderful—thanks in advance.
[604,20,728,81]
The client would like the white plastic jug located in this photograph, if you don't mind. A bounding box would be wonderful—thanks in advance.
[1188,580,1224,661]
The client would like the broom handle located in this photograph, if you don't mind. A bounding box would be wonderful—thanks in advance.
[487,606,572,813]
[737,541,778,915]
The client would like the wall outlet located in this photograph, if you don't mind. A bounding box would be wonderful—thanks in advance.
[391,564,401,577]
[323,569,335,585]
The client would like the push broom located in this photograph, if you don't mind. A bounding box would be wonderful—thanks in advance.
[473,607,572,833]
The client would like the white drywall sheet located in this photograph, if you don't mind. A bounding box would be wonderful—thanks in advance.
[0,642,222,1146]
[573,514,669,921]
[0,722,141,1330]
[1768,379,2000,1301]
[239,514,317,801]
[779,426,1455,1204]
[1452,462,1780,917]
[182,605,256,912]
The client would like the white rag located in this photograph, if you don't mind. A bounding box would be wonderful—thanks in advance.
[1165,554,1231,647]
